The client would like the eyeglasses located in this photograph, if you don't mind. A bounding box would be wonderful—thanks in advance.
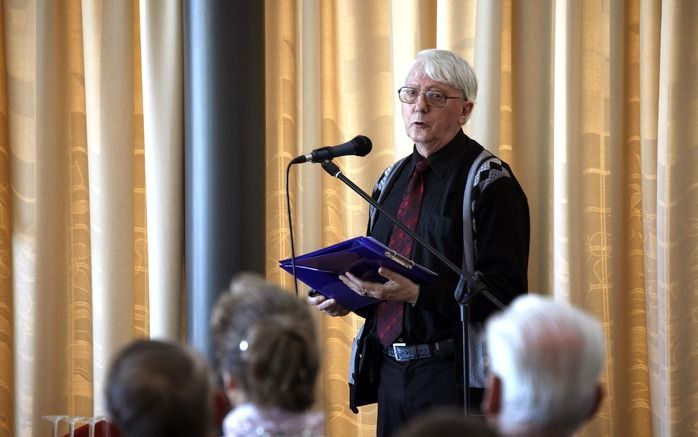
[398,86,465,107]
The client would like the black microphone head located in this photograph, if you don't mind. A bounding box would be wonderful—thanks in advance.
[352,135,372,157]
[299,135,374,163]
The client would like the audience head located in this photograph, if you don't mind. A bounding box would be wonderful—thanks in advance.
[211,272,319,412]
[106,339,213,437]
[396,407,499,437]
[483,294,605,437]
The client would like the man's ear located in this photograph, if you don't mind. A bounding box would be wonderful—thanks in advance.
[459,100,474,125]
[587,383,604,419]
[482,373,502,416]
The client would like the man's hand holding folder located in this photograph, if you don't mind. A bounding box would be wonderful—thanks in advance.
[279,236,437,310]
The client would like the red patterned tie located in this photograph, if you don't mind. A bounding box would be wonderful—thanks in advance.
[376,158,429,347]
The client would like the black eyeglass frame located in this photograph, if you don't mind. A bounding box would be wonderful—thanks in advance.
[397,86,466,107]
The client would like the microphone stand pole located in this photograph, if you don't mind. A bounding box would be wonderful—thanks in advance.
[320,160,505,415]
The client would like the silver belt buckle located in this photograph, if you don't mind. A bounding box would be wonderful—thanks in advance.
[392,342,410,362]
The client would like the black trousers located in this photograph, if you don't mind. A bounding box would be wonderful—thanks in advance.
[376,354,484,437]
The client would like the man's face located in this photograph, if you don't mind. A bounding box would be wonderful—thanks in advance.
[401,66,472,156]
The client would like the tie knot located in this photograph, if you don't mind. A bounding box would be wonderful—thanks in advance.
[413,158,429,176]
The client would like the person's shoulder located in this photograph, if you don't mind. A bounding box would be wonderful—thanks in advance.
[222,403,261,437]
[374,155,410,190]
[454,133,485,167]
[474,155,513,192]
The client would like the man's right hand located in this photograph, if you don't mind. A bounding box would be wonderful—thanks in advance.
[307,292,350,317]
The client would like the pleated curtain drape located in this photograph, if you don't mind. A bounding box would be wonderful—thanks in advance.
[1,1,697,437]
[0,0,183,434]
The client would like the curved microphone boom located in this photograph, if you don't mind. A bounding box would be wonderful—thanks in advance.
[291,135,372,164]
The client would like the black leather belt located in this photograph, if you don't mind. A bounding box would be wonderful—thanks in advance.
[385,339,455,362]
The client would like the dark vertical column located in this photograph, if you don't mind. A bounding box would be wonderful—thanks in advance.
[183,1,265,360]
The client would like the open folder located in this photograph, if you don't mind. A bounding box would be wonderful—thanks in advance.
[279,236,438,310]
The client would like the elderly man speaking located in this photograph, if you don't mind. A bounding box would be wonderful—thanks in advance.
[310,48,530,436]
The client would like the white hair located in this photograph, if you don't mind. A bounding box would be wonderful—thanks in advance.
[412,49,478,102]
[485,294,605,436]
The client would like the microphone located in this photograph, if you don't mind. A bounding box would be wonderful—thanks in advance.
[291,135,372,164]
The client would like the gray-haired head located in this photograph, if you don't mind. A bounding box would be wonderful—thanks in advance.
[410,49,478,103]
[485,294,605,437]
[211,272,319,412]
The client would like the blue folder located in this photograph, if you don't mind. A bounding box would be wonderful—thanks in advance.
[279,236,437,310]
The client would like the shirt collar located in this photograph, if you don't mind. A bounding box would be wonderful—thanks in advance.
[410,129,468,179]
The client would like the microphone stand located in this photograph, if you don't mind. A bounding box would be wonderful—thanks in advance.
[320,160,505,415]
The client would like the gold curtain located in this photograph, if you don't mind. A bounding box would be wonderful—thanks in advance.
[265,1,698,436]
[0,0,183,435]
[1,0,697,436]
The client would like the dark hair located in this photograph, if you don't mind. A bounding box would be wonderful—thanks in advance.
[211,272,319,411]
[106,339,212,437]
[397,407,499,437]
